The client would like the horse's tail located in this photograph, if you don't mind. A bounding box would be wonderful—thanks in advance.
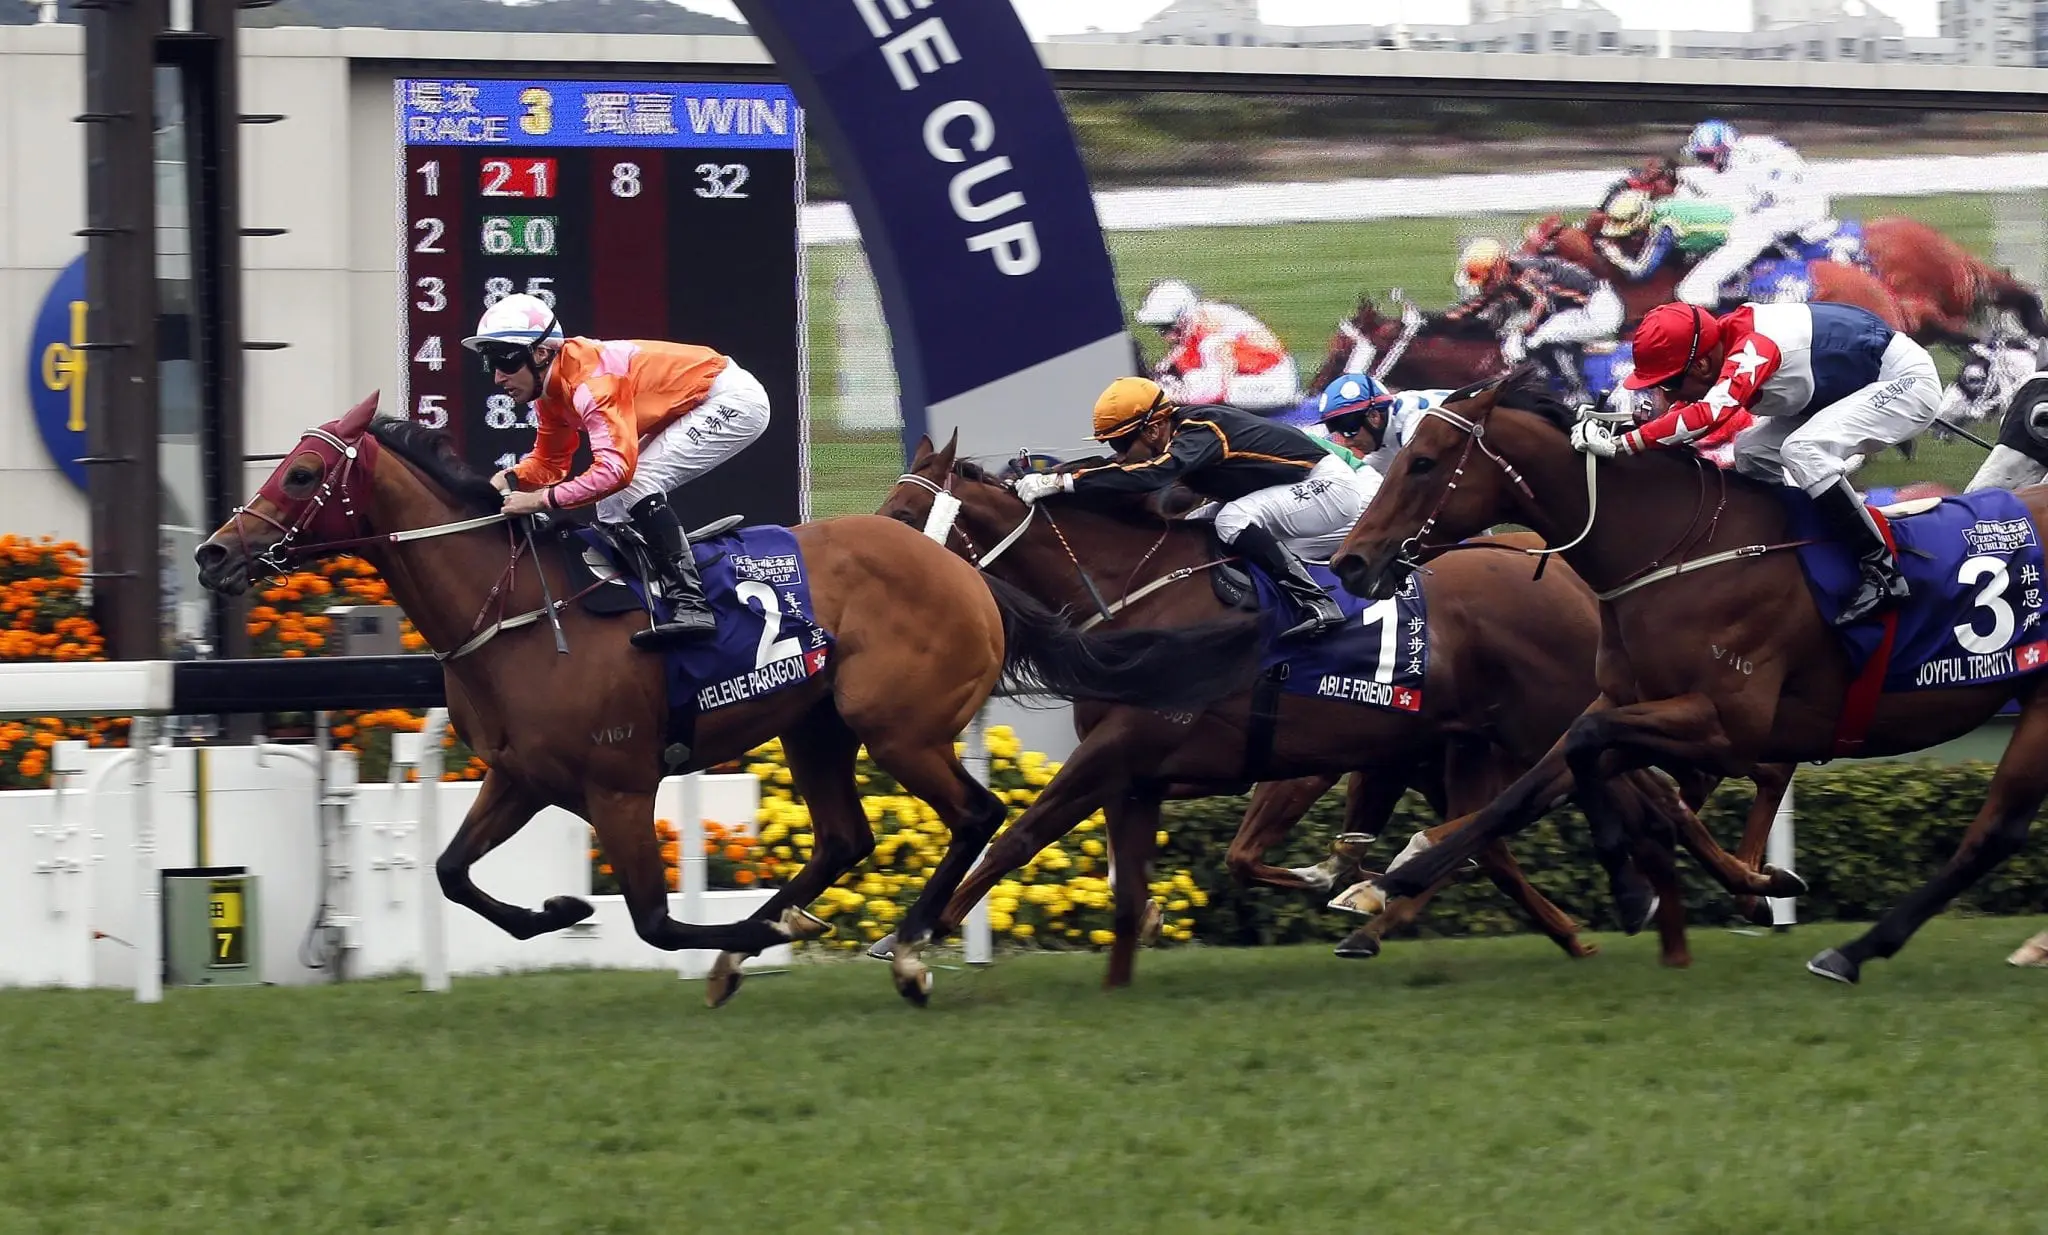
[1976,260,2048,338]
[981,573,1262,712]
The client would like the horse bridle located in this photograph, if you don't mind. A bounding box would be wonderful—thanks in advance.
[1394,400,1540,572]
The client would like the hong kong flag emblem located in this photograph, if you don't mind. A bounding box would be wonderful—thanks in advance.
[804,647,830,676]
[2018,640,2048,672]
[1391,686,1422,712]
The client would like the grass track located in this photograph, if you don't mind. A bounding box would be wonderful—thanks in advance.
[7,916,2048,1234]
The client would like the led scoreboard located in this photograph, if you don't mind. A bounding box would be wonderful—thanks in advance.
[396,79,805,525]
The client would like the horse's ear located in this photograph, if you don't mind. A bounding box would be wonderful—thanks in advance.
[932,428,960,475]
[909,434,935,465]
[338,391,379,435]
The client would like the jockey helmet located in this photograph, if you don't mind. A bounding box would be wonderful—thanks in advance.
[1317,373,1392,423]
[1456,238,1509,298]
[1092,376,1173,442]
[1683,119,1738,164]
[1316,374,1393,439]
[1623,302,1724,391]
[463,293,564,350]
[1602,190,1652,237]
[1135,280,1199,328]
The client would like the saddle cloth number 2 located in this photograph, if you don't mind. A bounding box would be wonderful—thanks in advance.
[736,579,803,668]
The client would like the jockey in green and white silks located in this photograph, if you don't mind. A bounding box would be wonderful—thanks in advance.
[1598,191,1735,282]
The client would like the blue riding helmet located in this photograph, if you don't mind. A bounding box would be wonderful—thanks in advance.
[1317,373,1393,424]
[1684,119,1738,161]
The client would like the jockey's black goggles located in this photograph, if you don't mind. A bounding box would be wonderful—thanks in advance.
[478,342,534,375]
[1322,400,1391,439]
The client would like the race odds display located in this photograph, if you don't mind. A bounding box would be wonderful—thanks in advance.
[396,79,805,525]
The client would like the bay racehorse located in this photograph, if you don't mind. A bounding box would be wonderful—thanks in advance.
[1329,367,2048,983]
[194,395,1265,1005]
[1304,295,1506,396]
[1520,214,1907,338]
[1619,156,2048,345]
[875,435,1803,998]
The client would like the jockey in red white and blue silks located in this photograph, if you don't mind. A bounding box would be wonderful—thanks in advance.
[1571,300,1942,625]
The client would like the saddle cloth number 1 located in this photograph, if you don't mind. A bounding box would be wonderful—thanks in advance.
[1356,596,1399,684]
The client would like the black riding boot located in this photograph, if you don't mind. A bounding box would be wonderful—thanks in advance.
[1232,524,1345,640]
[627,493,718,649]
[1813,476,1910,626]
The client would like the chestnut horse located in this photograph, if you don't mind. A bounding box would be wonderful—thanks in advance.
[1620,156,2048,345]
[875,436,1802,999]
[1330,367,2048,984]
[195,396,1264,1006]
[1520,214,1907,336]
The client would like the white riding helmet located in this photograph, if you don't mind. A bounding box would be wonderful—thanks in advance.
[461,293,566,352]
[1135,280,1199,328]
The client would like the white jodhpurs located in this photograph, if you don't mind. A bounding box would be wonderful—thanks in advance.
[1527,285,1625,347]
[1730,334,1942,495]
[1675,202,1829,308]
[1213,454,1365,561]
[1970,443,2048,494]
[1223,356,1304,412]
[595,363,771,523]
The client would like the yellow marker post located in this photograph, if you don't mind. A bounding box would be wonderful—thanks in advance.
[40,299,89,432]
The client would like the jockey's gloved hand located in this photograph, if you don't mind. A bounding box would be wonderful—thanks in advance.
[1570,418,1630,459]
[1014,473,1072,505]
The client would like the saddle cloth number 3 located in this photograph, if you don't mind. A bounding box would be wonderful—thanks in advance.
[736,579,804,668]
[1955,555,2017,657]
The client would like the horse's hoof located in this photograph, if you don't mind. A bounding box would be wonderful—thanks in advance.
[1806,947,1860,985]
[891,957,933,1007]
[1333,928,1381,959]
[1763,865,1808,898]
[1567,938,1601,959]
[705,953,747,1008]
[1139,899,1164,947]
[775,906,833,942]
[1659,951,1694,969]
[544,895,594,926]
[1330,832,1377,862]
[1739,897,1776,928]
[867,932,896,960]
[1326,880,1387,918]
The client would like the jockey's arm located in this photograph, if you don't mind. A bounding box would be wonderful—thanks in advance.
[1598,227,1673,281]
[1617,333,1781,455]
[515,375,641,508]
[1166,335,1235,405]
[507,405,582,492]
[1066,424,1222,498]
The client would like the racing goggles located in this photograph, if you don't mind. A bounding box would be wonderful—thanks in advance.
[1322,398,1393,439]
[477,342,535,376]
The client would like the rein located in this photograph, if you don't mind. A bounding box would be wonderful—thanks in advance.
[247,422,601,662]
[894,468,1238,630]
[1397,398,1815,596]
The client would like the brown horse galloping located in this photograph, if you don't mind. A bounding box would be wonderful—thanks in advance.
[1520,214,1907,336]
[195,395,1263,1005]
[876,436,1802,999]
[1304,296,1506,396]
[1330,368,2048,984]
[1619,156,2048,345]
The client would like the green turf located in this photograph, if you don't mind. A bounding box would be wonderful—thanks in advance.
[5,918,2048,1233]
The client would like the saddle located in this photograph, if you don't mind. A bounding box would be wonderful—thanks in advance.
[542,511,746,618]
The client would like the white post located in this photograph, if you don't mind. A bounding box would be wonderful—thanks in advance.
[131,718,161,1004]
[962,709,993,966]
[416,709,449,992]
[1767,779,1796,928]
[680,772,705,924]
[50,740,91,988]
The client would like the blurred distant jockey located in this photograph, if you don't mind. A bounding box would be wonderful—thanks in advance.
[1135,279,1302,413]
[1672,119,1833,311]
[1445,238,1622,408]
[1597,189,1735,282]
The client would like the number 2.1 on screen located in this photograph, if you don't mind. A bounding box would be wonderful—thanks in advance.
[482,157,556,198]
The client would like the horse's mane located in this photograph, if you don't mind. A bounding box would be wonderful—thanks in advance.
[1472,363,1579,434]
[368,416,502,514]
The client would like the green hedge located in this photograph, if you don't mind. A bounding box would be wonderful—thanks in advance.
[1155,760,2039,945]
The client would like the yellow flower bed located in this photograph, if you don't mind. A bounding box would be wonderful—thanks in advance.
[593,726,1209,953]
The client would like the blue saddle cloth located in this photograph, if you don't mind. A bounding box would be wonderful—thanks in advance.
[1785,487,2048,692]
[1248,563,1427,713]
[574,524,833,714]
